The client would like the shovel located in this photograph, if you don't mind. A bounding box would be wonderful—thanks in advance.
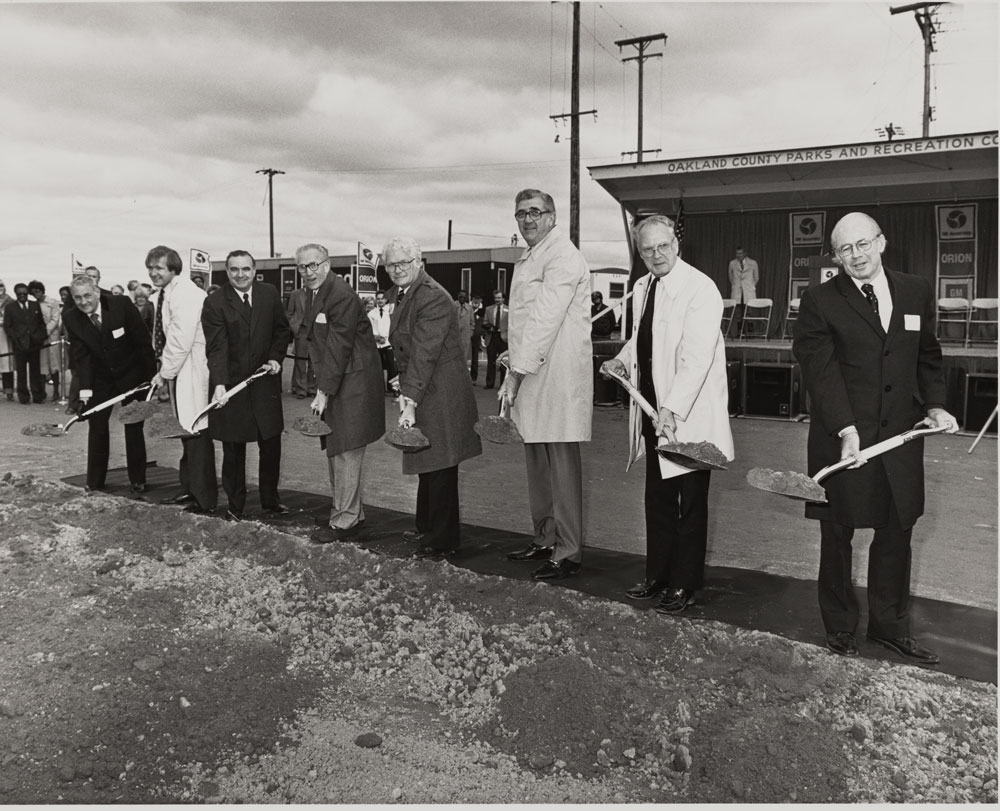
[475,397,524,444]
[118,383,161,425]
[292,415,332,437]
[604,368,729,470]
[22,382,152,437]
[746,423,949,503]
[151,367,272,439]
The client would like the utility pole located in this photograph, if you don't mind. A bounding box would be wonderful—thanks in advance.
[549,2,596,248]
[256,168,285,257]
[890,2,946,138]
[616,33,666,163]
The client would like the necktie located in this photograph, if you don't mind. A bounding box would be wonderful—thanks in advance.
[398,289,405,306]
[306,288,313,310]
[494,307,500,329]
[379,307,384,317]
[637,279,658,425]
[90,312,101,329]
[740,258,745,271]
[861,283,879,316]
[154,291,166,357]
[243,292,251,311]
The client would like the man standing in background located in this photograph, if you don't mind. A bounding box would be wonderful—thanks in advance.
[482,290,509,390]
[368,289,397,395]
[286,275,317,399]
[727,247,759,336]
[28,280,62,401]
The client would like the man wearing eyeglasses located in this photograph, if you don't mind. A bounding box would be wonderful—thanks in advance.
[600,214,734,614]
[502,189,593,581]
[297,243,385,543]
[793,211,958,664]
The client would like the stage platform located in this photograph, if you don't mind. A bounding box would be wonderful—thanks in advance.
[64,463,997,686]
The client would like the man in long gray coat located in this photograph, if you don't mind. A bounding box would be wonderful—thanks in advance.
[298,243,385,543]
[502,189,593,581]
[385,238,482,559]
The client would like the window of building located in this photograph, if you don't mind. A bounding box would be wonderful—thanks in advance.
[461,267,472,294]
[609,282,625,299]
[497,267,508,295]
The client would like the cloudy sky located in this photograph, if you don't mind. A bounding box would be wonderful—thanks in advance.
[1,1,996,294]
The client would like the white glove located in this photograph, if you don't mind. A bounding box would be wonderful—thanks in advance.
[399,401,416,428]
[311,390,328,417]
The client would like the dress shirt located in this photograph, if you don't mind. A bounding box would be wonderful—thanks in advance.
[849,268,892,332]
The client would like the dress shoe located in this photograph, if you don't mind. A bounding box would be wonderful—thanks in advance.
[311,523,366,544]
[402,530,425,542]
[84,485,105,493]
[625,580,668,600]
[262,503,290,516]
[866,634,940,665]
[506,542,553,561]
[826,632,859,657]
[531,558,581,581]
[413,545,456,561]
[129,482,147,496]
[655,588,696,614]
[225,509,243,522]
[160,491,195,506]
[183,503,213,515]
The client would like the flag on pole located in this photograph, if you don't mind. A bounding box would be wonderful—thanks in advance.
[674,199,685,250]
[357,242,378,270]
[72,255,85,275]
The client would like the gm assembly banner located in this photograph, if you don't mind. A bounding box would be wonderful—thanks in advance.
[936,203,977,300]
[788,211,826,303]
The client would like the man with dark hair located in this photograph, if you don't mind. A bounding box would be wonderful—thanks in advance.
[368,290,397,394]
[481,290,508,389]
[503,188,593,581]
[202,250,291,521]
[728,246,759,336]
[147,245,218,514]
[3,282,47,403]
[286,272,318,399]
[28,280,62,400]
[590,291,616,340]
[62,275,156,494]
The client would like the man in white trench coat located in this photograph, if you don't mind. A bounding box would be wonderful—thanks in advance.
[501,189,593,581]
[148,245,218,514]
[602,214,734,613]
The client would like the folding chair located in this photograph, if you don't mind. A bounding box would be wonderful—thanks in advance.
[739,298,773,340]
[720,299,736,339]
[936,298,971,345]
[968,298,998,346]
[782,298,801,340]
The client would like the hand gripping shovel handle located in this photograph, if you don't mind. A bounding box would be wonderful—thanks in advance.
[813,423,950,483]
[191,367,271,428]
[63,381,153,433]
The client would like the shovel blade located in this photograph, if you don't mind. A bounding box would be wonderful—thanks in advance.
[474,416,524,444]
[21,423,68,438]
[656,441,729,471]
[384,425,430,452]
[746,467,827,502]
[118,401,161,425]
[292,416,332,437]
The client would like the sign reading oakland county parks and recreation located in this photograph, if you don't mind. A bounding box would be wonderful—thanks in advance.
[647,133,999,175]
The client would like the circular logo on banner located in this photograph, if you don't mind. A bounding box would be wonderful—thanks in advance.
[946,210,967,229]
[361,247,374,262]
[798,217,817,236]
[194,251,207,264]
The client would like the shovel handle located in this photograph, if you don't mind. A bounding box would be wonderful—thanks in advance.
[813,423,949,483]
[589,288,635,323]
[605,369,658,421]
[143,383,158,402]
[191,368,271,428]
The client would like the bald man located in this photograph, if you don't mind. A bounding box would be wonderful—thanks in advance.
[793,211,958,664]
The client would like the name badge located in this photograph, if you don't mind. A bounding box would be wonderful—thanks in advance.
[112,327,125,339]
[904,314,920,331]
[315,312,327,324]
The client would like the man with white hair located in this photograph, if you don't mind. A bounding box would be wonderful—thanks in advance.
[793,211,958,663]
[298,242,385,543]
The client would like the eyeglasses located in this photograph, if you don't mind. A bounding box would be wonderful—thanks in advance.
[514,208,552,222]
[296,259,329,273]
[834,234,882,259]
[386,257,419,272]
[638,240,676,258]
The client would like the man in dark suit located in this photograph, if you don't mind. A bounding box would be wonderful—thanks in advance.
[202,250,292,521]
[285,280,317,398]
[297,243,385,543]
[793,212,958,664]
[3,283,47,403]
[61,275,156,493]
[482,289,509,389]
[384,237,482,559]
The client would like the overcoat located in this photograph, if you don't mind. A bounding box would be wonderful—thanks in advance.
[306,272,385,456]
[152,275,211,434]
[389,270,482,475]
[507,225,593,443]
[727,257,759,304]
[793,270,946,529]
[202,282,291,443]
[614,260,735,478]
[0,297,15,375]
[37,296,62,375]
[62,292,156,399]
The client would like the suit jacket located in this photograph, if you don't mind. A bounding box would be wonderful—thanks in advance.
[305,272,385,455]
[793,269,945,529]
[135,301,155,335]
[3,299,46,352]
[728,257,759,303]
[614,260,734,479]
[202,282,291,443]
[62,293,156,400]
[482,304,509,342]
[152,275,211,433]
[389,270,482,475]
[286,287,311,337]
[508,225,593,443]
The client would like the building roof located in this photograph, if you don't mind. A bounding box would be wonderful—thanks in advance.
[588,131,998,215]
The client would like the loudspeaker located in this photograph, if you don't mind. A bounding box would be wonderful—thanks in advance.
[726,360,741,416]
[964,373,997,433]
[742,362,802,418]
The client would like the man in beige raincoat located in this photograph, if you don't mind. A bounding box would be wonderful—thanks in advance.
[501,189,593,581]
[148,245,218,514]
